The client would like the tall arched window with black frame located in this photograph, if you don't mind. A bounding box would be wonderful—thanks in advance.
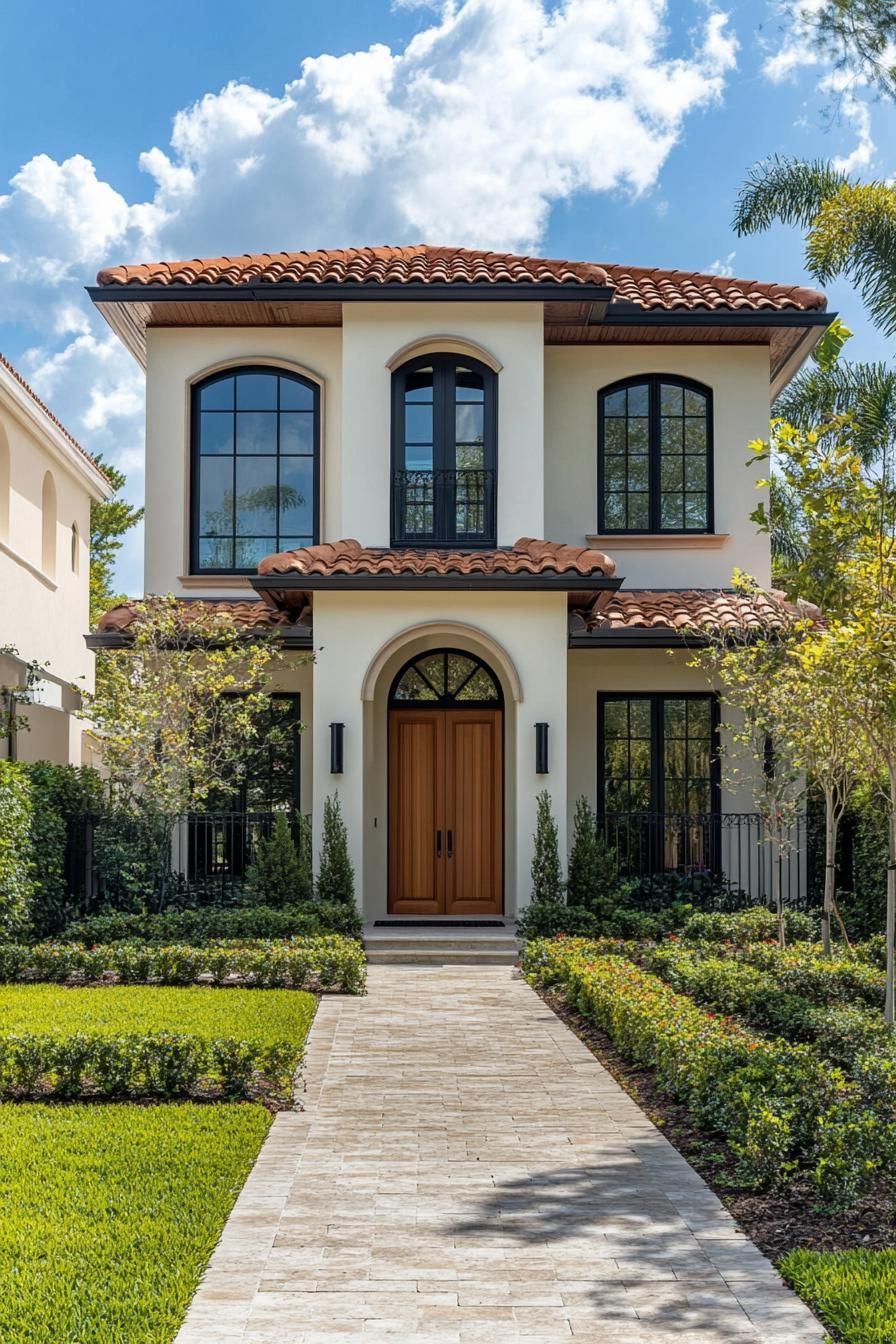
[391,353,497,547]
[191,366,320,574]
[598,376,713,534]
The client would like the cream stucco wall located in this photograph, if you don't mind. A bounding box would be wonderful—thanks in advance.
[340,303,545,546]
[544,344,771,586]
[309,590,567,919]
[143,327,343,595]
[0,396,98,764]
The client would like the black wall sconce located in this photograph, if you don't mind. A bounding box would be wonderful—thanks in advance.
[329,722,344,774]
[535,722,549,775]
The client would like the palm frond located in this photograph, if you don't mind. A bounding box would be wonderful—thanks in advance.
[734,157,852,235]
[774,361,896,464]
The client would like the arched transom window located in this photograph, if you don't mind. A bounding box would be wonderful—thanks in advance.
[390,649,503,707]
[391,354,497,547]
[191,366,319,574]
[598,375,712,534]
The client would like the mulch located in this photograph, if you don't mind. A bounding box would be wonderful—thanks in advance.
[537,985,896,1262]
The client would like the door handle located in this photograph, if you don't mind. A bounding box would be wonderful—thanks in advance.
[436,829,442,858]
[447,829,453,858]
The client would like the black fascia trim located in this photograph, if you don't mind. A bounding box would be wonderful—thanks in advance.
[84,625,313,651]
[601,306,835,328]
[88,282,616,305]
[569,629,707,649]
[251,573,623,594]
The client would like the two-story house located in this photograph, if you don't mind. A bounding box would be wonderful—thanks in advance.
[87,246,831,922]
[1,354,111,765]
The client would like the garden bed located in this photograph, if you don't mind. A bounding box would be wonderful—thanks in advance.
[0,1101,271,1344]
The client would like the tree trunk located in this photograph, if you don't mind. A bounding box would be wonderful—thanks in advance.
[821,788,836,958]
[887,767,896,1025]
[772,817,785,949]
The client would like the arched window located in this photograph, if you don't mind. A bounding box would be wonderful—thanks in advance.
[190,366,320,574]
[389,649,503,707]
[71,522,80,574]
[41,470,57,578]
[391,353,497,547]
[0,423,9,544]
[598,375,712,534]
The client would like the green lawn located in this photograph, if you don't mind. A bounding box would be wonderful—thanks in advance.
[0,983,316,1046]
[0,1102,271,1343]
[781,1250,896,1344]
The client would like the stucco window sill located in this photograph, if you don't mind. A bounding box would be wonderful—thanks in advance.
[586,533,730,550]
[178,575,253,590]
[0,538,57,589]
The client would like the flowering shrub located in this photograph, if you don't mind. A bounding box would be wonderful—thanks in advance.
[522,937,893,1206]
[682,906,817,946]
[0,934,366,994]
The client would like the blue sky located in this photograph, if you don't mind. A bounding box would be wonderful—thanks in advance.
[1,0,893,594]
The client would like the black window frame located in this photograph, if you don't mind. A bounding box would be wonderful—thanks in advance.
[390,352,498,548]
[190,365,321,576]
[597,691,721,816]
[597,374,714,535]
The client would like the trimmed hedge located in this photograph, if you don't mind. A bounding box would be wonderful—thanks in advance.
[0,1102,271,1342]
[0,983,316,1102]
[0,934,366,994]
[523,937,895,1207]
[681,906,817,946]
[62,901,362,945]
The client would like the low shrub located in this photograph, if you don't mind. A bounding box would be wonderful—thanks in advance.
[0,934,366,994]
[681,906,817,946]
[0,983,315,1102]
[61,900,362,944]
[515,897,694,942]
[0,1102,271,1342]
[780,1250,896,1344]
[522,938,893,1206]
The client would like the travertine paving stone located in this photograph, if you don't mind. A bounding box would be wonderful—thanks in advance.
[176,966,825,1342]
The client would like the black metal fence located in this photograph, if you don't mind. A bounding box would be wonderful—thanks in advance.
[601,811,817,910]
[67,811,310,915]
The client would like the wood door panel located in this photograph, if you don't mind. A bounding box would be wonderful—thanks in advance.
[445,711,502,916]
[388,712,444,915]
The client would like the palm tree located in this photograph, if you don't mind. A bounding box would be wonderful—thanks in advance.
[776,361,896,465]
[735,157,896,336]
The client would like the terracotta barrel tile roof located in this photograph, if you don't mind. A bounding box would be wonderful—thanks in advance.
[95,245,826,314]
[0,353,111,484]
[578,588,819,635]
[96,599,301,634]
[257,537,617,580]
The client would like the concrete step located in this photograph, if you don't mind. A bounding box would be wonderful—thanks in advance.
[365,945,520,965]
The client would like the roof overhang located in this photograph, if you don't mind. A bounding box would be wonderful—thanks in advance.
[0,362,112,500]
[251,572,623,605]
[85,623,313,651]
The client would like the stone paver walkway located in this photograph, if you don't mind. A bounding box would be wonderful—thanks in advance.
[176,966,825,1343]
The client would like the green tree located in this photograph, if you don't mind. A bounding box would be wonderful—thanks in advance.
[782,0,896,98]
[247,814,308,907]
[87,596,290,909]
[316,793,355,907]
[735,158,896,336]
[531,790,563,905]
[566,795,618,913]
[89,455,144,627]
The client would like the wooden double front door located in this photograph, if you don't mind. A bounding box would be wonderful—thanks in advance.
[388,708,503,916]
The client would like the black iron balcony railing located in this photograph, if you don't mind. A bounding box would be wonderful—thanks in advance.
[391,468,497,547]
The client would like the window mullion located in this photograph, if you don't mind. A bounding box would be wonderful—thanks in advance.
[649,378,660,533]
[652,696,664,815]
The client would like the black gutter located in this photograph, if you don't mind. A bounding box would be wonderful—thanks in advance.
[85,626,314,651]
[599,307,835,328]
[87,282,616,306]
[569,629,708,649]
[251,573,623,595]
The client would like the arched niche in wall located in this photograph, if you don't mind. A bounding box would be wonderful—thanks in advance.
[0,422,9,543]
[41,470,57,578]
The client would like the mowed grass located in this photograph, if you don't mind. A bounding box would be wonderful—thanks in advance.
[0,1101,271,1343]
[781,1250,896,1344]
[0,983,316,1045]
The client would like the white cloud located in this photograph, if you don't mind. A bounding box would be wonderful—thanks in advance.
[705,250,736,277]
[0,0,739,593]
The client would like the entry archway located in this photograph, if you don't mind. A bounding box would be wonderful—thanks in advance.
[388,648,503,916]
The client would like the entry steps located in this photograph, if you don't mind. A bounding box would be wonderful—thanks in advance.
[363,920,520,965]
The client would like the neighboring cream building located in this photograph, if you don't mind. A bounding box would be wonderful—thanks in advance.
[88,246,832,920]
[0,354,111,764]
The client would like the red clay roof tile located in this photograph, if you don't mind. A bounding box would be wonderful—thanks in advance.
[257,537,617,580]
[96,599,304,634]
[575,588,819,635]
[95,245,826,314]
